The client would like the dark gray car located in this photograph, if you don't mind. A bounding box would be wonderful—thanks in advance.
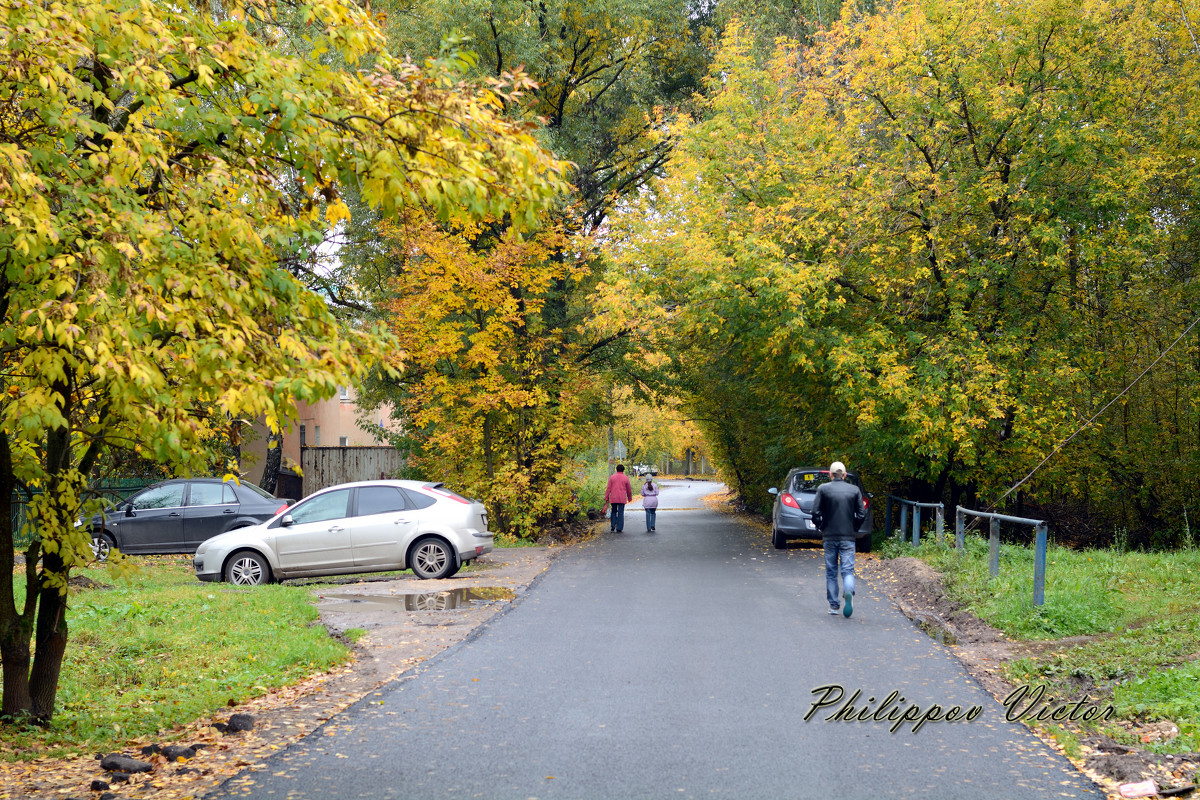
[89,479,292,561]
[767,467,874,552]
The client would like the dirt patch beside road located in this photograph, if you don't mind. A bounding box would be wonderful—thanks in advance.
[1,545,564,800]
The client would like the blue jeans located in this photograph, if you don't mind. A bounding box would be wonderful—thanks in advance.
[609,503,625,531]
[645,508,656,530]
[824,539,856,610]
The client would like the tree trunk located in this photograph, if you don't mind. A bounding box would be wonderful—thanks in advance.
[259,429,284,495]
[0,432,35,719]
[0,624,33,719]
[229,418,243,475]
[29,551,68,723]
[483,413,495,480]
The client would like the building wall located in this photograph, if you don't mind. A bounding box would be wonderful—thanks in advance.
[242,387,401,487]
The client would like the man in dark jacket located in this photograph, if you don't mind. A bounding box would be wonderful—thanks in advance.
[811,461,865,618]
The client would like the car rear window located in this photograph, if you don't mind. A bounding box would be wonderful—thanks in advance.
[237,482,276,500]
[402,488,436,510]
[792,471,866,493]
[422,483,472,504]
[791,472,832,493]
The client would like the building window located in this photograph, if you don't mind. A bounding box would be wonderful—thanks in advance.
[314,425,321,446]
[299,424,306,447]
[339,436,349,447]
[339,386,350,401]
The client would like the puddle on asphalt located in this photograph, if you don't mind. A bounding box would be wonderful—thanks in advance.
[916,618,959,646]
[322,586,517,612]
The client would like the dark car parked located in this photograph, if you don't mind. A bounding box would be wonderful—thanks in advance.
[767,467,874,552]
[89,478,292,561]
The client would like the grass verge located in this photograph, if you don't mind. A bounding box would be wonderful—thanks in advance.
[882,534,1200,751]
[0,556,352,760]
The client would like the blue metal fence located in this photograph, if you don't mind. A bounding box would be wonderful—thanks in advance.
[884,495,945,546]
[956,507,1050,607]
[886,496,1050,607]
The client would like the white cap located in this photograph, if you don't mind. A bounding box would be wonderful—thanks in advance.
[829,461,846,476]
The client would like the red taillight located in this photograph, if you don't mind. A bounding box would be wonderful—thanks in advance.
[863,498,869,509]
[781,493,800,509]
[274,504,288,516]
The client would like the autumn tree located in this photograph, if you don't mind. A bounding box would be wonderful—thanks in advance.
[609,387,708,473]
[344,0,712,533]
[606,1,1200,536]
[364,215,589,533]
[0,0,564,722]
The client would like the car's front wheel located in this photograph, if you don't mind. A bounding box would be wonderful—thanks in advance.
[771,529,786,550]
[410,537,458,580]
[91,532,115,562]
[225,550,271,586]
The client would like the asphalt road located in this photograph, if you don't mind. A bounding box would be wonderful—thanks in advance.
[209,480,1103,800]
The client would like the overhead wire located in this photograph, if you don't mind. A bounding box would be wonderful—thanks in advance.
[984,312,1200,515]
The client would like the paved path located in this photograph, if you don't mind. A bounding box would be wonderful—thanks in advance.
[209,480,1103,800]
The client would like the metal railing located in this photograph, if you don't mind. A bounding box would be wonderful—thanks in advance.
[885,495,945,546]
[956,507,1049,607]
[886,494,1052,608]
[9,481,154,546]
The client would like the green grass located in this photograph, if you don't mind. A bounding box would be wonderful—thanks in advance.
[576,460,610,513]
[888,535,1200,751]
[494,531,543,548]
[1,556,352,759]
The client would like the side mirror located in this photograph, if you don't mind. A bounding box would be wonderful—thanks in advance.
[124,504,135,517]
[280,514,294,527]
[768,488,779,495]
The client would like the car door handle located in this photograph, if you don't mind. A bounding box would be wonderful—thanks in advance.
[328,525,345,532]
[393,518,412,524]
[223,509,236,514]
[168,512,182,517]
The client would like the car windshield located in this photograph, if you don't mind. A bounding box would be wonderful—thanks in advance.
[791,472,831,493]
[130,483,185,509]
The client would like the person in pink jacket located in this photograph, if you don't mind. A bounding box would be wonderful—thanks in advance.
[603,464,633,533]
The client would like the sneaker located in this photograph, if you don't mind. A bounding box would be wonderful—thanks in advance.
[843,591,853,618]
[828,608,839,615]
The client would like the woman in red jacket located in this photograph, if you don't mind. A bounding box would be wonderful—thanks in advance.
[603,465,633,533]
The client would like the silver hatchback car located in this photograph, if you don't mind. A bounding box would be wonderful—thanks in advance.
[193,480,493,586]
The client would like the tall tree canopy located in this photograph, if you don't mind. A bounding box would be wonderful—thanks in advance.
[606,0,1200,541]
[351,0,713,534]
[0,0,565,722]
